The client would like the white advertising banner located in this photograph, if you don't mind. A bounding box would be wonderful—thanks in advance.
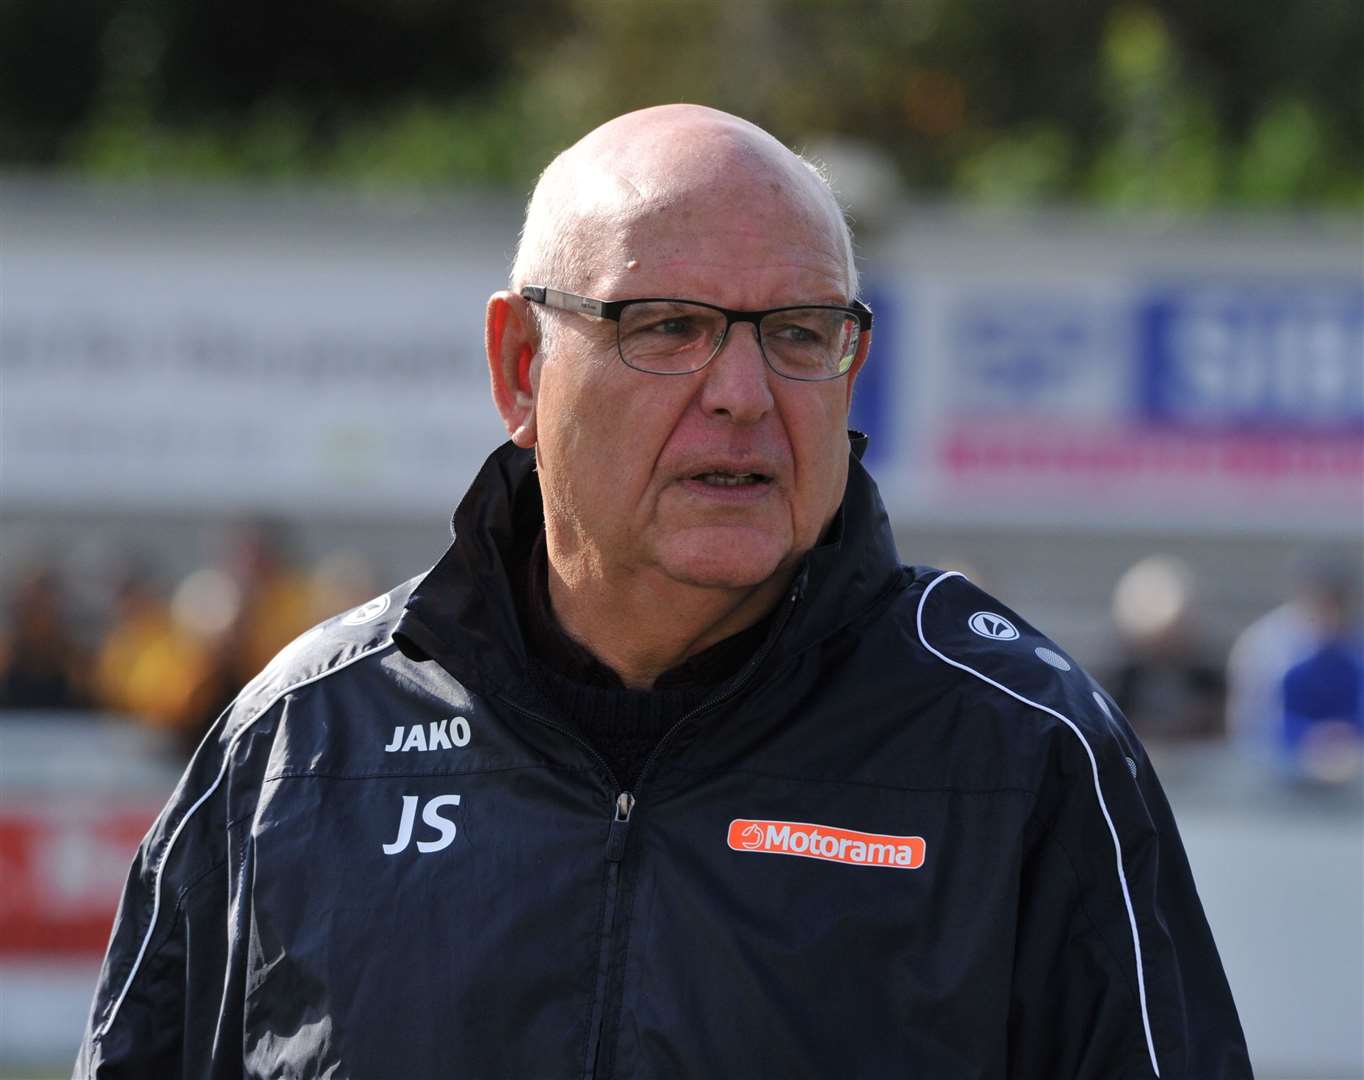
[2,189,512,516]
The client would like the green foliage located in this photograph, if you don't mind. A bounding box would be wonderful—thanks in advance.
[957,126,1075,206]
[1,0,1358,209]
[1237,98,1360,206]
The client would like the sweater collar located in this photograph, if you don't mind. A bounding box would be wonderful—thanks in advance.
[517,529,772,691]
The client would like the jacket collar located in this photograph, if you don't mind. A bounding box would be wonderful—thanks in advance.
[394,435,904,700]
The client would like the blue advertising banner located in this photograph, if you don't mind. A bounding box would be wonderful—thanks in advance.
[1138,282,1363,431]
[888,268,1363,532]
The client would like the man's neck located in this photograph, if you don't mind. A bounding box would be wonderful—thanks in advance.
[544,552,791,691]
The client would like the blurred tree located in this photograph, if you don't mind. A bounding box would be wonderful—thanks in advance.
[0,0,574,178]
[0,0,114,163]
[0,0,1358,208]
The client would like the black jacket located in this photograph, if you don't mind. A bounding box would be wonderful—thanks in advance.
[75,439,1251,1079]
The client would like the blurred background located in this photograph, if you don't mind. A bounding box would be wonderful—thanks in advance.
[0,0,1360,1075]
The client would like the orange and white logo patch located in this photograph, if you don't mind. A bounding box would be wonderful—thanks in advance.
[727,819,926,870]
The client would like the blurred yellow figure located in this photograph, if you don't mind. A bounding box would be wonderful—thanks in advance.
[93,571,222,743]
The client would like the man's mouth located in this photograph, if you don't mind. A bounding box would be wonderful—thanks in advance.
[693,471,772,487]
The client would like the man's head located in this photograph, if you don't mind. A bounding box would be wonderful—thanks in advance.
[485,104,869,597]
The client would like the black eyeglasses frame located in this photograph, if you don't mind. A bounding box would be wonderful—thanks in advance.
[520,285,873,382]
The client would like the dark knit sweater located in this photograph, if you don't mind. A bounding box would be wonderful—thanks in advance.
[516,533,768,790]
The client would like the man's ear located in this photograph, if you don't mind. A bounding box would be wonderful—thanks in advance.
[843,328,872,409]
[486,291,539,447]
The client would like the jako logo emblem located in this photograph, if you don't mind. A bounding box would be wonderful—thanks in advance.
[384,717,472,753]
[343,594,391,626]
[968,611,1019,641]
[727,819,926,870]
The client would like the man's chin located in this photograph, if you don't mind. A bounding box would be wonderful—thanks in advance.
[654,527,793,591]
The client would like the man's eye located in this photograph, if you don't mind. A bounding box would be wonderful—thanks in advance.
[644,317,697,336]
[769,322,824,345]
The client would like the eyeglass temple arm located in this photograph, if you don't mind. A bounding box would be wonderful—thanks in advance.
[520,286,608,317]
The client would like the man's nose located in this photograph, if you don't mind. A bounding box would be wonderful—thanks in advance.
[698,322,775,424]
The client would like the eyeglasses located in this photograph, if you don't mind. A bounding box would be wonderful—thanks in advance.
[521,286,872,382]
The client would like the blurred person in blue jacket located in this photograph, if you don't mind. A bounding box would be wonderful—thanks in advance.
[1226,551,1362,783]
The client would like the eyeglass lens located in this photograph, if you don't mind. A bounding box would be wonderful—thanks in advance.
[617,302,859,380]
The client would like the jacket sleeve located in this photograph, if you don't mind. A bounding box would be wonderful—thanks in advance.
[72,712,253,1080]
[1007,707,1253,1079]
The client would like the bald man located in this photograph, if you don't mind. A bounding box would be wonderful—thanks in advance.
[76,106,1250,1079]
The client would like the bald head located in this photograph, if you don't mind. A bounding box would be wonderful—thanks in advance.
[511,105,858,316]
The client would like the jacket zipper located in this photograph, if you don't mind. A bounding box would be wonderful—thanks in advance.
[498,579,804,1080]
[586,581,804,1080]
[579,790,634,1078]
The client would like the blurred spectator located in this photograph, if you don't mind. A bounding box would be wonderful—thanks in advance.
[220,520,315,690]
[0,565,92,710]
[92,565,224,748]
[3,527,376,750]
[86,532,379,756]
[1228,552,1363,784]
[120,521,318,755]
[1104,555,1225,741]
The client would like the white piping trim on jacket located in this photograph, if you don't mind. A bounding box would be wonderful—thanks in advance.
[93,637,394,1043]
[916,571,1160,1077]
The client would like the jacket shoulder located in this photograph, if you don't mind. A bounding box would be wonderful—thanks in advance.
[221,574,420,740]
[907,567,1132,750]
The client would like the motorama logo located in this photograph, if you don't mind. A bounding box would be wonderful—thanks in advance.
[727,819,926,870]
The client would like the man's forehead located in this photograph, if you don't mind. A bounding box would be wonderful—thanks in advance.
[547,120,846,291]
[512,106,855,304]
